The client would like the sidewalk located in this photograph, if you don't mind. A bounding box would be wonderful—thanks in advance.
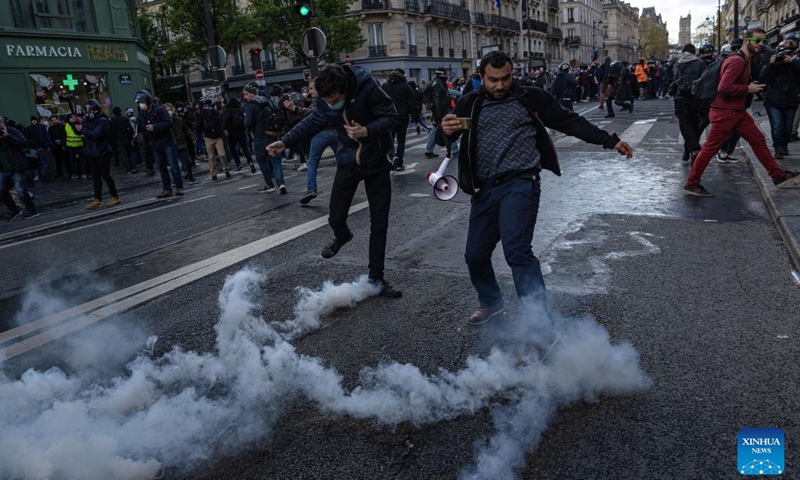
[745,113,800,269]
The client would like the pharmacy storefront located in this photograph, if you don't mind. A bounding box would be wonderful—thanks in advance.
[0,36,152,123]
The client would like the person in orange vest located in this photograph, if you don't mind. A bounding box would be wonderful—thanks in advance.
[634,59,648,99]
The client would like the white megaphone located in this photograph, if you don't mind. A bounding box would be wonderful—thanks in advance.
[426,156,458,201]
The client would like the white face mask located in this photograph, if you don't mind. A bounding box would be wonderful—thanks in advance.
[139,103,148,111]
[167,110,173,116]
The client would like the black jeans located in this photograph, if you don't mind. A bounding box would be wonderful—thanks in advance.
[329,161,392,281]
[89,153,117,200]
[674,98,704,153]
[390,115,410,164]
[227,131,254,166]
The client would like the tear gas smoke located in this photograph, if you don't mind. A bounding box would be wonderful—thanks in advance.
[0,268,651,479]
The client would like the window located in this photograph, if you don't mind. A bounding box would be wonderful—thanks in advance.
[437,28,443,48]
[233,45,244,68]
[461,30,467,51]
[368,23,385,46]
[426,26,432,47]
[12,0,96,32]
[29,72,109,119]
[448,30,454,49]
[407,22,416,46]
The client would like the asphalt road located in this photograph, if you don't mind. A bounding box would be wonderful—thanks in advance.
[0,99,798,480]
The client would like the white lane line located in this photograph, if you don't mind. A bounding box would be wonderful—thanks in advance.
[0,202,370,361]
[238,184,259,190]
[0,195,216,251]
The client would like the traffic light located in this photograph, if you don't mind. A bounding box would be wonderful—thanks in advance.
[294,0,314,17]
[249,48,262,70]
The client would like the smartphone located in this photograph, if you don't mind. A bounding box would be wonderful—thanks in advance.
[456,117,472,129]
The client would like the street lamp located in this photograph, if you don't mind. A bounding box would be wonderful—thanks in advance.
[592,20,603,62]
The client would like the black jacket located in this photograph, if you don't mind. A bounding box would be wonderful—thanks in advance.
[48,123,66,151]
[425,77,452,123]
[81,114,113,158]
[138,105,175,151]
[0,126,29,173]
[760,57,800,107]
[382,71,418,117]
[110,114,134,144]
[552,72,578,100]
[440,83,621,195]
[281,65,397,168]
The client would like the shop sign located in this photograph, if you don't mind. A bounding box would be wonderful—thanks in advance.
[87,45,129,62]
[5,44,82,58]
[119,74,132,85]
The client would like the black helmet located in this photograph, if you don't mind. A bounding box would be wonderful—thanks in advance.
[84,99,101,111]
[559,62,570,72]
[699,43,715,55]
[134,89,153,104]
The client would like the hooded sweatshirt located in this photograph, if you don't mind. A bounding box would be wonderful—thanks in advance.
[382,70,417,117]
[672,52,704,100]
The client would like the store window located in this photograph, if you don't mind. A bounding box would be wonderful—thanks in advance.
[12,0,97,33]
[29,72,110,119]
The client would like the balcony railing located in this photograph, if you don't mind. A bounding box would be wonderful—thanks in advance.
[487,14,520,32]
[474,12,486,26]
[449,48,454,57]
[369,44,388,57]
[232,64,245,76]
[426,46,433,56]
[547,0,558,10]
[262,59,277,71]
[567,17,575,23]
[438,47,444,56]
[200,70,212,80]
[525,19,548,33]
[565,35,581,46]
[405,0,420,11]
[409,44,418,56]
[548,27,563,39]
[462,48,468,58]
[363,0,391,9]
[425,0,470,23]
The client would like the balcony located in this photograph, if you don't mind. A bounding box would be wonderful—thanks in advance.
[548,0,559,10]
[474,12,486,26]
[232,64,245,76]
[565,35,581,47]
[524,19,548,33]
[262,59,277,71]
[462,48,468,58]
[425,0,471,23]
[548,27,563,39]
[369,44,388,57]
[426,46,434,56]
[438,46,444,56]
[487,13,520,32]
[567,17,574,23]
[405,0,421,11]
[363,0,391,9]
[409,44,418,56]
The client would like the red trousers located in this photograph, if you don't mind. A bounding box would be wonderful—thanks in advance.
[687,108,784,186]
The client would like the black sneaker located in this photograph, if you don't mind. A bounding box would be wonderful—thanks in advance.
[236,163,244,171]
[321,231,353,259]
[7,210,22,222]
[371,278,402,298]
[604,113,615,118]
[424,152,439,158]
[211,174,218,180]
[249,163,257,174]
[225,171,232,179]
[774,170,799,187]
[683,184,714,197]
[689,150,699,166]
[300,191,317,205]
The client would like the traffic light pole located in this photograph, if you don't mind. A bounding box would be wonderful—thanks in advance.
[305,18,319,78]
[203,0,219,84]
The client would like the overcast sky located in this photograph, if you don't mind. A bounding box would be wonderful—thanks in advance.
[625,1,721,44]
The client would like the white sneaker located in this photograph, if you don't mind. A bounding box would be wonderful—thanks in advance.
[716,152,740,164]
[297,163,308,172]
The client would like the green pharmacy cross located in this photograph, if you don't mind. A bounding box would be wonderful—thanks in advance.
[62,74,80,91]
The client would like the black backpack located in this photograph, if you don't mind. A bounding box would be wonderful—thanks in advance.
[201,108,224,137]
[691,53,743,101]
[228,107,246,131]
[256,98,287,135]
[675,61,702,95]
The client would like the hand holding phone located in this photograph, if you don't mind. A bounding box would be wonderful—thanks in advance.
[456,117,472,129]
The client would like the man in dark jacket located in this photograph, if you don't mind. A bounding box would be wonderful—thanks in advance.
[48,115,68,178]
[439,51,632,358]
[78,100,120,209]
[760,38,800,158]
[135,90,183,198]
[0,115,38,219]
[552,63,578,110]
[110,106,137,174]
[174,102,197,166]
[225,98,256,172]
[165,103,196,184]
[382,68,418,171]
[423,68,453,158]
[267,64,402,298]
[197,98,230,181]
[242,82,286,193]
[26,116,54,181]
[672,44,707,162]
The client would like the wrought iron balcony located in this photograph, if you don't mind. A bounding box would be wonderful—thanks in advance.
[424,0,470,23]
[474,12,486,26]
[487,14,520,32]
[405,0,420,11]
[565,35,581,46]
[548,27,563,39]
[525,19,548,33]
[369,44,388,57]
[363,0,391,9]
[438,47,444,56]
[232,64,245,76]
[462,48,468,58]
[426,46,434,56]
[262,59,277,71]
[547,0,558,10]
[409,44,418,56]
[200,70,212,80]
[567,17,575,23]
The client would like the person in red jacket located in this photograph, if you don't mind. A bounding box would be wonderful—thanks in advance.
[684,28,799,196]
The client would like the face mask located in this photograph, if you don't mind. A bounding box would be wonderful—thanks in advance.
[41,121,49,127]
[87,113,95,120]
[327,98,345,111]
[167,110,173,116]
[139,103,148,111]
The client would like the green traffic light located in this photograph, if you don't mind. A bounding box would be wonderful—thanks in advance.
[299,5,309,15]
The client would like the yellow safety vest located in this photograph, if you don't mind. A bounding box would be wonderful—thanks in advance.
[65,123,84,148]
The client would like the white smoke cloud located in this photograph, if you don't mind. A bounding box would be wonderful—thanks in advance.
[0,267,652,480]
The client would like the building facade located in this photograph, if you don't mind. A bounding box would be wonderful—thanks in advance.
[0,0,152,123]
[561,0,605,65]
[602,0,639,62]
[679,14,691,46]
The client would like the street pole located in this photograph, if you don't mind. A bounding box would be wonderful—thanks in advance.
[733,0,739,40]
[203,0,219,84]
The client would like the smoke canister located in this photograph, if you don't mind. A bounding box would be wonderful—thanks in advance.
[792,270,800,288]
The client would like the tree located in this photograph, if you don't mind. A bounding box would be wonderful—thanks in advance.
[638,17,668,59]
[248,0,365,64]
[691,18,715,47]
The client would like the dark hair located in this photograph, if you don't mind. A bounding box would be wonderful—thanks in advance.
[113,106,121,115]
[315,65,348,98]
[479,51,512,76]
[746,27,767,37]
[682,43,696,54]
[30,116,38,121]
[395,67,405,75]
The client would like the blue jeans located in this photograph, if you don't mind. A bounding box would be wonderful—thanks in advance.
[307,130,339,193]
[254,138,284,188]
[153,143,183,191]
[1,171,36,214]
[766,105,798,149]
[465,176,549,318]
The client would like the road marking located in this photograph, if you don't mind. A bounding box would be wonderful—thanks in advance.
[238,184,259,190]
[0,195,216,251]
[619,118,658,146]
[0,201,370,361]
